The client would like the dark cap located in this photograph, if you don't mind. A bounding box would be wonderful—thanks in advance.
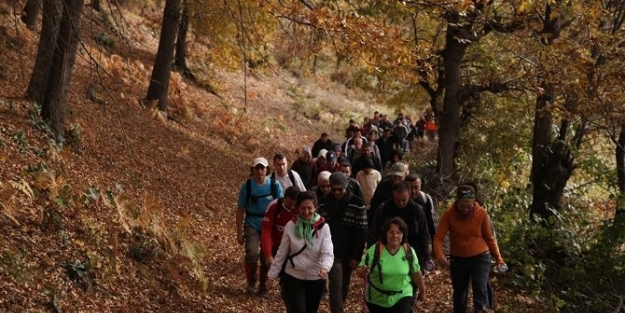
[329,172,348,188]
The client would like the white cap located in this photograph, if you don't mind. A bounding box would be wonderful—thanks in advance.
[252,157,269,167]
[318,149,328,159]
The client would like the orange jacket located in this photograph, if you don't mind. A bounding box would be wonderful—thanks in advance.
[434,203,504,264]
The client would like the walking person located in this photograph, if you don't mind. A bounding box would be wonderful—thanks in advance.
[236,157,283,296]
[356,217,426,313]
[266,191,334,313]
[318,172,368,313]
[261,186,300,305]
[433,184,506,313]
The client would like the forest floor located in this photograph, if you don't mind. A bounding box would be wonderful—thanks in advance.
[0,1,547,312]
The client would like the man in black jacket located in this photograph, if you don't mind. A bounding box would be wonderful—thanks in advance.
[369,180,432,270]
[318,172,368,313]
[368,162,408,225]
[312,132,334,158]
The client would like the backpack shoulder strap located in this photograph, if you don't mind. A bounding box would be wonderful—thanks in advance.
[245,179,252,207]
[287,170,296,186]
[270,177,278,199]
[403,243,414,274]
[419,191,427,204]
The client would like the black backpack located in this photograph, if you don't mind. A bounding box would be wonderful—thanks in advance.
[244,177,279,217]
[270,170,296,187]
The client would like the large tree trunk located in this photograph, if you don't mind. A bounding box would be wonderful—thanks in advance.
[617,126,625,217]
[146,0,181,112]
[174,5,193,80]
[26,0,63,104]
[40,0,85,136]
[436,13,470,179]
[21,0,42,30]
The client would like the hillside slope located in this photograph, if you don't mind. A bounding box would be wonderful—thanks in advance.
[0,2,544,312]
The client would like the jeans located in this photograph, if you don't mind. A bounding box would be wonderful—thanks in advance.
[244,226,268,289]
[328,258,353,313]
[366,296,414,313]
[281,273,325,313]
[450,252,491,313]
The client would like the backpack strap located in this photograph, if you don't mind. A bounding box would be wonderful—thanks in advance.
[245,179,252,207]
[273,198,284,226]
[403,243,414,275]
[245,178,278,217]
[270,176,278,199]
[287,170,296,186]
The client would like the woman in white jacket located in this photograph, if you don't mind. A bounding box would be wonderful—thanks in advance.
[266,190,334,313]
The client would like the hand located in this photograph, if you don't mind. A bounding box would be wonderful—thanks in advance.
[355,266,369,278]
[266,279,274,291]
[319,269,328,280]
[237,233,244,245]
[417,289,425,302]
[350,259,359,270]
[265,256,274,267]
[436,255,449,267]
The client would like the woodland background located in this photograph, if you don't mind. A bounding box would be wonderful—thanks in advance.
[0,0,624,312]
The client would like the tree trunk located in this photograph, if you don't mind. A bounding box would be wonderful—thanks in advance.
[616,126,625,217]
[40,0,85,136]
[174,5,193,80]
[21,0,42,30]
[436,13,470,179]
[528,83,577,220]
[26,0,63,104]
[146,0,181,112]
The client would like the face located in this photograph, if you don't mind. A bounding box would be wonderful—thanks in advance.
[363,147,372,156]
[253,165,267,180]
[408,179,422,199]
[318,181,331,194]
[364,167,373,174]
[339,166,351,177]
[321,135,328,143]
[274,158,287,175]
[317,156,326,165]
[301,153,310,162]
[386,224,403,247]
[391,174,404,183]
[383,130,390,138]
[283,197,296,210]
[334,148,342,157]
[354,138,362,149]
[393,190,410,208]
[457,199,475,213]
[330,184,346,199]
[298,199,316,221]
[392,155,401,163]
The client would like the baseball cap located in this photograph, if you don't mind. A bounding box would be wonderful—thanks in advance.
[389,162,407,177]
[252,157,269,167]
[318,149,328,159]
[326,151,336,162]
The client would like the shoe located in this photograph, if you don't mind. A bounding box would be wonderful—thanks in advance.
[257,289,269,299]
[245,283,256,294]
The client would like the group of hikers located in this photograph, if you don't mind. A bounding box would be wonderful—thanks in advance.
[235,113,506,313]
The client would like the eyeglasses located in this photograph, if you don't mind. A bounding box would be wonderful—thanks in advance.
[330,187,345,193]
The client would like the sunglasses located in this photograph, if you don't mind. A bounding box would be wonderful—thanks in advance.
[330,187,345,192]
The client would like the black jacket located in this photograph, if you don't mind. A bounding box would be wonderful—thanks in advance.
[369,199,431,267]
[318,190,368,261]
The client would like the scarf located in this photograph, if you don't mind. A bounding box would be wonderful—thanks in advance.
[295,213,322,249]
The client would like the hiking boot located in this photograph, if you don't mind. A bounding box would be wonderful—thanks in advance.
[245,283,256,295]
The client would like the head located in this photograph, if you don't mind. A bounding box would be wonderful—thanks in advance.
[362,142,373,156]
[333,144,342,157]
[329,172,348,200]
[251,157,269,182]
[349,119,356,126]
[368,130,378,141]
[326,151,337,166]
[299,146,311,162]
[353,137,363,150]
[389,162,408,182]
[283,186,300,211]
[317,171,332,194]
[273,153,288,176]
[382,128,391,138]
[392,181,411,209]
[380,217,409,246]
[363,158,374,174]
[338,162,352,177]
[345,129,355,139]
[320,132,329,143]
[391,149,404,163]
[456,184,477,214]
[296,190,318,221]
[405,173,422,199]
[374,111,380,119]
[317,149,328,165]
